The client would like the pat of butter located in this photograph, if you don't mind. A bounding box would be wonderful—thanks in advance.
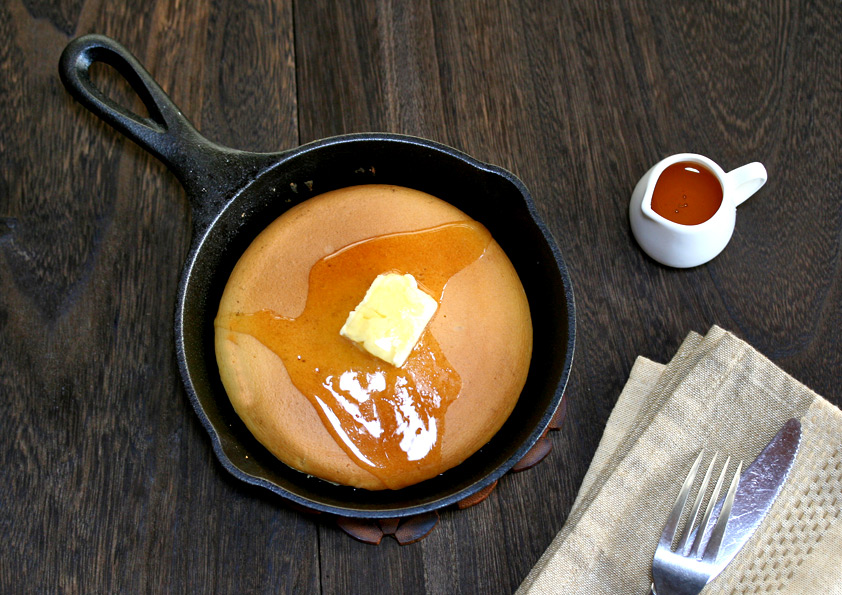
[340,273,438,367]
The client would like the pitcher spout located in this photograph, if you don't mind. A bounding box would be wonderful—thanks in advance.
[632,166,660,221]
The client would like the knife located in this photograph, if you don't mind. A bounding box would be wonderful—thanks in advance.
[699,418,802,573]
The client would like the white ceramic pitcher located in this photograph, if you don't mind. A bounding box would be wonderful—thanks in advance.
[629,153,767,268]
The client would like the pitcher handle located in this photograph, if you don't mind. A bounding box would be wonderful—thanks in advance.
[726,162,768,207]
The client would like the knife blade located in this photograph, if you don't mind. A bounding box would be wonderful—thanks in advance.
[696,418,802,574]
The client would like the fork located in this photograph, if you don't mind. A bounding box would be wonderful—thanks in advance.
[649,451,743,595]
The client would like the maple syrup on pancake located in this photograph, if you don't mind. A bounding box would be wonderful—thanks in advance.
[217,221,491,489]
[650,162,723,225]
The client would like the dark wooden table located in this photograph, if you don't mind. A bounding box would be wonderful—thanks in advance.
[2,1,840,592]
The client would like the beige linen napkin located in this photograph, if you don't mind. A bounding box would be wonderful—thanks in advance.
[518,326,842,594]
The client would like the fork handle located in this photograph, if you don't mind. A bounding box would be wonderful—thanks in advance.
[648,584,657,595]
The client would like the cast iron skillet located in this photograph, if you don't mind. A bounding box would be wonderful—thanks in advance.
[59,34,575,519]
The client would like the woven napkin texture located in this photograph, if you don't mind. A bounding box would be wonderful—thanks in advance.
[517,326,842,594]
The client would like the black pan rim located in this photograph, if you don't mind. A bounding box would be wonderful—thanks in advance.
[174,133,576,518]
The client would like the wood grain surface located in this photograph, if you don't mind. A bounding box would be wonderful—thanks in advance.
[2,1,840,593]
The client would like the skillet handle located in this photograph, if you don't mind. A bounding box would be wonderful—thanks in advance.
[59,34,278,229]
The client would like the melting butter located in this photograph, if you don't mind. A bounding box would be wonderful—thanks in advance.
[340,273,438,367]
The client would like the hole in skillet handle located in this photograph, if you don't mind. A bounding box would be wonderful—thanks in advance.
[58,34,280,232]
[59,35,577,537]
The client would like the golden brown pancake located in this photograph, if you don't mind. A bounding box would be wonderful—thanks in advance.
[214,184,532,490]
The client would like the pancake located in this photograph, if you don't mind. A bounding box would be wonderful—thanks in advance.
[214,184,532,490]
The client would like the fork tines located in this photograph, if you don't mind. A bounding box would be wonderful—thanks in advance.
[660,451,743,563]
